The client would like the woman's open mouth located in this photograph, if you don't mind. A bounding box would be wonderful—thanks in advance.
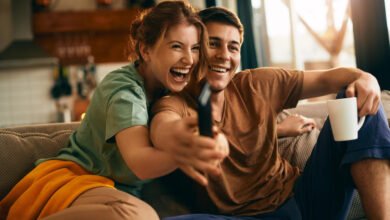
[170,67,190,83]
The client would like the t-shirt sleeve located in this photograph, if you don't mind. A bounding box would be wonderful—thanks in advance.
[248,68,304,113]
[151,94,187,118]
[105,88,148,142]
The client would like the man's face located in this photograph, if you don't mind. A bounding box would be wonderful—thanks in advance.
[205,22,241,92]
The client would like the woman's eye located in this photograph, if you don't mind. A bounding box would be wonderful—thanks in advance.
[171,44,181,49]
[192,46,200,51]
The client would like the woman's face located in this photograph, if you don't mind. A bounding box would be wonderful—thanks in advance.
[143,22,200,93]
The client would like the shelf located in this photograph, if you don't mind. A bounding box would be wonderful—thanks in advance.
[32,8,142,65]
[33,8,141,33]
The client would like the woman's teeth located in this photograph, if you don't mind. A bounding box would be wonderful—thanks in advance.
[171,68,189,74]
[170,68,189,81]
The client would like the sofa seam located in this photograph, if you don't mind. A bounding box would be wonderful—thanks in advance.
[0,130,74,139]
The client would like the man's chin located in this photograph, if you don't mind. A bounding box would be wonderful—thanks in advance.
[209,83,227,93]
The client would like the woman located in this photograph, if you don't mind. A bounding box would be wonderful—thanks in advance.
[0,1,226,219]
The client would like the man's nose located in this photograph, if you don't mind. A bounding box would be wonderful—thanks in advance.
[216,46,229,60]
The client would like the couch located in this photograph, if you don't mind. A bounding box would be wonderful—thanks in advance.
[2,91,390,219]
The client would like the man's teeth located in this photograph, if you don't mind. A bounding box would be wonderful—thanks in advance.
[210,67,228,73]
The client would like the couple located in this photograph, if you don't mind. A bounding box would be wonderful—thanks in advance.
[1,1,390,220]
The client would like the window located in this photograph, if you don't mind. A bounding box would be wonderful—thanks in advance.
[252,0,356,70]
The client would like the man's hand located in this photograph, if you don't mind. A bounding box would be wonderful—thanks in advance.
[345,71,381,117]
[277,114,316,138]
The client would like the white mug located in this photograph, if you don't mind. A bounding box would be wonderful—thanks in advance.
[327,97,365,141]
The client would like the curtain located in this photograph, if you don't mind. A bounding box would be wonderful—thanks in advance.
[237,0,259,69]
[205,0,216,7]
[350,0,390,89]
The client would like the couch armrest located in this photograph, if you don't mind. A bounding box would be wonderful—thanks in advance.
[0,122,80,200]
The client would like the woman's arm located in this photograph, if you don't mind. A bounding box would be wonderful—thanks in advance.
[115,125,178,180]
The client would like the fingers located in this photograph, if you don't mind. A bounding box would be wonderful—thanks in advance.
[300,125,314,134]
[173,137,225,175]
[345,83,356,98]
[346,72,381,116]
[357,91,380,117]
[180,165,208,186]
[372,95,380,114]
[176,155,221,176]
[174,143,225,164]
[212,125,219,137]
[182,116,199,129]
[301,116,316,128]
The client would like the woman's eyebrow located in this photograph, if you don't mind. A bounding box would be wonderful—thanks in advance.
[167,40,183,44]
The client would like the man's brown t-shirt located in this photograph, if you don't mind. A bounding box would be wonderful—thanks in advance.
[152,67,304,216]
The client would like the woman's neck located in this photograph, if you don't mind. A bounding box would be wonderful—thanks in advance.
[136,63,164,103]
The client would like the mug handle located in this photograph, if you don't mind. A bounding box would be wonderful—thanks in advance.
[357,116,365,130]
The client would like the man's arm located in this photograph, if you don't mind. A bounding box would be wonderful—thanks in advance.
[301,67,381,117]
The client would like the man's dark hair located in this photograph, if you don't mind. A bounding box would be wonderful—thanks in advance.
[198,6,244,42]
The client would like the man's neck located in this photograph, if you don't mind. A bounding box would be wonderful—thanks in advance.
[211,90,225,122]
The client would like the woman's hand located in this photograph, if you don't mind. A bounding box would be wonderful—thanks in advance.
[277,114,316,138]
[179,126,229,186]
[151,112,229,185]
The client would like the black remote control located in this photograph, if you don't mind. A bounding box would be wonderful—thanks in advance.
[197,82,213,137]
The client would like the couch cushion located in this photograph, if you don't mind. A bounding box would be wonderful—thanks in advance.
[0,123,79,200]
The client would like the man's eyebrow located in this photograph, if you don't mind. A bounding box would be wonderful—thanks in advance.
[209,37,221,41]
[209,37,240,45]
[230,41,240,46]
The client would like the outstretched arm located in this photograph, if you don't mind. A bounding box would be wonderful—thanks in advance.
[115,125,178,180]
[301,67,380,117]
[150,111,228,186]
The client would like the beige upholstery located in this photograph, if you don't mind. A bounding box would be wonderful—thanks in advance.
[0,123,79,200]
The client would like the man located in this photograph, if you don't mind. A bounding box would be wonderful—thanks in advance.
[150,7,390,220]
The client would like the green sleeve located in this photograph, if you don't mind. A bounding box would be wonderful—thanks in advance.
[105,88,148,142]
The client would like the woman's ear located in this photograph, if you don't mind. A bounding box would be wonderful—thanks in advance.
[139,43,150,62]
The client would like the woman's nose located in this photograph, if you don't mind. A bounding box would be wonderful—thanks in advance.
[182,50,194,65]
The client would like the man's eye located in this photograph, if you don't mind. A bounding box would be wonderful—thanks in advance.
[230,46,240,52]
[209,41,218,48]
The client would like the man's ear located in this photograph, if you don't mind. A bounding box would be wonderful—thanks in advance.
[139,43,150,62]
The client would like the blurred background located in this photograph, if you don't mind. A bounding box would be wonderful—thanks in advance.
[0,0,389,127]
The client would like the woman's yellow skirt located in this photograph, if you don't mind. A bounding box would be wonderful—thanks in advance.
[0,160,114,220]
